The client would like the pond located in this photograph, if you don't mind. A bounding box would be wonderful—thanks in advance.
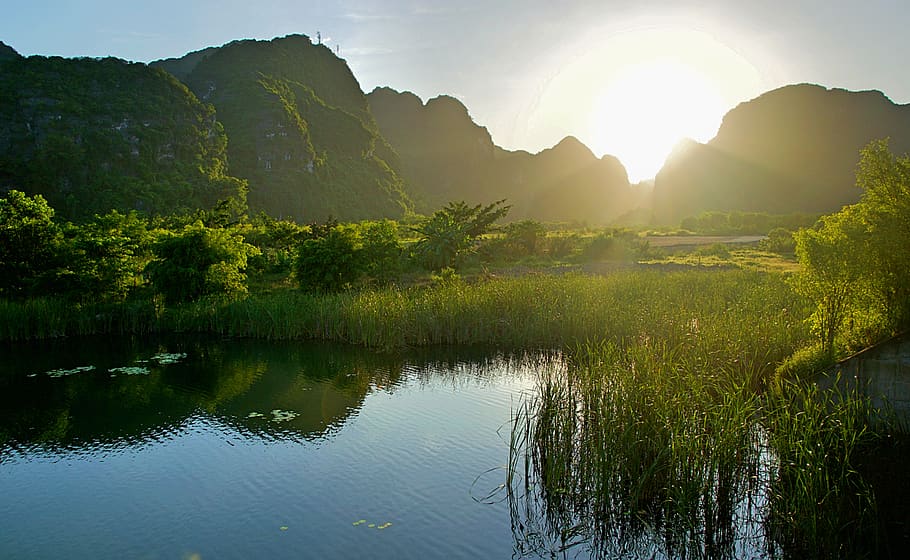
[0,336,544,559]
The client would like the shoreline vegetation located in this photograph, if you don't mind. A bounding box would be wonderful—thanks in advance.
[3,140,910,557]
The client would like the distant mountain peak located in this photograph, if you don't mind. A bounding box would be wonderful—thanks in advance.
[0,40,21,61]
[653,83,910,223]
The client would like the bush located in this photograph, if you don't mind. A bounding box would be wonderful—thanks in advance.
[145,221,258,303]
[295,224,363,292]
[0,190,60,297]
[760,227,796,254]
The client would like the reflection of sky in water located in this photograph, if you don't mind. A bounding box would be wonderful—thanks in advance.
[0,337,545,559]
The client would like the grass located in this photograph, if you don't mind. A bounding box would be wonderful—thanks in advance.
[507,307,889,558]
[2,264,889,556]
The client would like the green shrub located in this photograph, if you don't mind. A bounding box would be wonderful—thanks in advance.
[0,190,60,297]
[145,221,258,303]
[295,224,363,292]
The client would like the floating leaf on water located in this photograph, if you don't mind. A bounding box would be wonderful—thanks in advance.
[108,366,151,376]
[279,526,289,531]
[352,519,366,526]
[26,373,37,378]
[246,412,265,418]
[378,522,392,530]
[270,409,299,423]
[150,352,187,365]
[46,365,96,378]
[368,524,375,528]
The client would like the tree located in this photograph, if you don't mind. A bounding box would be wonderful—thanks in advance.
[792,207,870,355]
[0,190,60,297]
[412,200,510,270]
[792,139,910,353]
[854,139,910,330]
[53,211,152,302]
[295,224,363,292]
[145,221,258,303]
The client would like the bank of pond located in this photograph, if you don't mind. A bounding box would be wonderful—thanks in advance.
[2,269,908,558]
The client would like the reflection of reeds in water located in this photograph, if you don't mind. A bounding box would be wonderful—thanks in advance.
[508,342,888,559]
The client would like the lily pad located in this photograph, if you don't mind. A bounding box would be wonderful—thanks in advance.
[270,409,299,423]
[151,352,187,365]
[46,365,96,378]
[108,366,151,376]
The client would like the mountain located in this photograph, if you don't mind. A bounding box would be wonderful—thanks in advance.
[153,35,410,222]
[653,84,910,224]
[0,41,19,61]
[367,87,634,223]
[0,54,245,220]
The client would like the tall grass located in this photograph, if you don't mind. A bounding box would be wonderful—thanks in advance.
[2,270,806,354]
[509,341,769,558]
[507,312,888,558]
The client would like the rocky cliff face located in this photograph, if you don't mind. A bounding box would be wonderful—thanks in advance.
[368,87,634,223]
[153,35,410,221]
[653,84,910,224]
[0,54,244,220]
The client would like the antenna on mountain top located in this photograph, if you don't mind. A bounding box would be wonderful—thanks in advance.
[335,44,340,56]
[317,31,322,44]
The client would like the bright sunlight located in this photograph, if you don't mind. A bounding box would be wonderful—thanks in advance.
[519,25,767,183]
[590,59,728,183]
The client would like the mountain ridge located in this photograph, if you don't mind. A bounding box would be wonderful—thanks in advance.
[367,86,636,223]
[653,83,910,223]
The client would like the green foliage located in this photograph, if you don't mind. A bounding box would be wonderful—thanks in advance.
[0,56,245,221]
[579,229,645,262]
[694,242,731,258]
[53,210,152,302]
[244,213,311,274]
[294,224,364,292]
[412,200,510,270]
[759,227,797,254]
[145,221,258,303]
[359,220,404,281]
[854,139,910,330]
[0,190,60,297]
[793,208,869,355]
[793,139,910,354]
[680,211,818,235]
[773,342,836,386]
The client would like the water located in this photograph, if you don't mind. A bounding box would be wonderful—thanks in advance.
[0,336,542,559]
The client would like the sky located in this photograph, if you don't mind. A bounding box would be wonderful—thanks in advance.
[2,0,908,182]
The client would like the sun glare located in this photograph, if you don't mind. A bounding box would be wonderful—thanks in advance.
[517,25,766,183]
[591,59,728,183]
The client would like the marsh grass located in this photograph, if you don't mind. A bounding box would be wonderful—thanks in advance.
[2,269,808,355]
[508,328,888,558]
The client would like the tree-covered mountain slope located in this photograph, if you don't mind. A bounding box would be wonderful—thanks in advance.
[0,55,245,220]
[153,35,410,221]
[367,86,634,223]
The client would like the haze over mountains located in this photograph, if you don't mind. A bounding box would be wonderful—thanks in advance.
[1,34,909,225]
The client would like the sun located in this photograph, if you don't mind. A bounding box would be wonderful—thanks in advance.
[590,59,728,183]
[515,25,766,184]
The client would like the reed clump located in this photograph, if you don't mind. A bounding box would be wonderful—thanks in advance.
[508,316,887,558]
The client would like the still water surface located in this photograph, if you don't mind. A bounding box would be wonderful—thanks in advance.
[0,336,542,559]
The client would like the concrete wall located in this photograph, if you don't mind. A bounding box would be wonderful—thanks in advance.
[817,332,910,429]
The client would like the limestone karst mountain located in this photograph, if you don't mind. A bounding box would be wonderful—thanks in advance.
[367,87,635,223]
[652,84,910,224]
[152,35,410,221]
[0,54,244,220]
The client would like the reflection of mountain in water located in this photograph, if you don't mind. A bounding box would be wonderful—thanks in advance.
[0,337,532,453]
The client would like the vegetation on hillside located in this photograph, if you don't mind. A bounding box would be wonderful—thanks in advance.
[0,55,246,220]
[156,35,411,222]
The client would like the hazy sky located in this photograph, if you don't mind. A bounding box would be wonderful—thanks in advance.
[2,1,908,180]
